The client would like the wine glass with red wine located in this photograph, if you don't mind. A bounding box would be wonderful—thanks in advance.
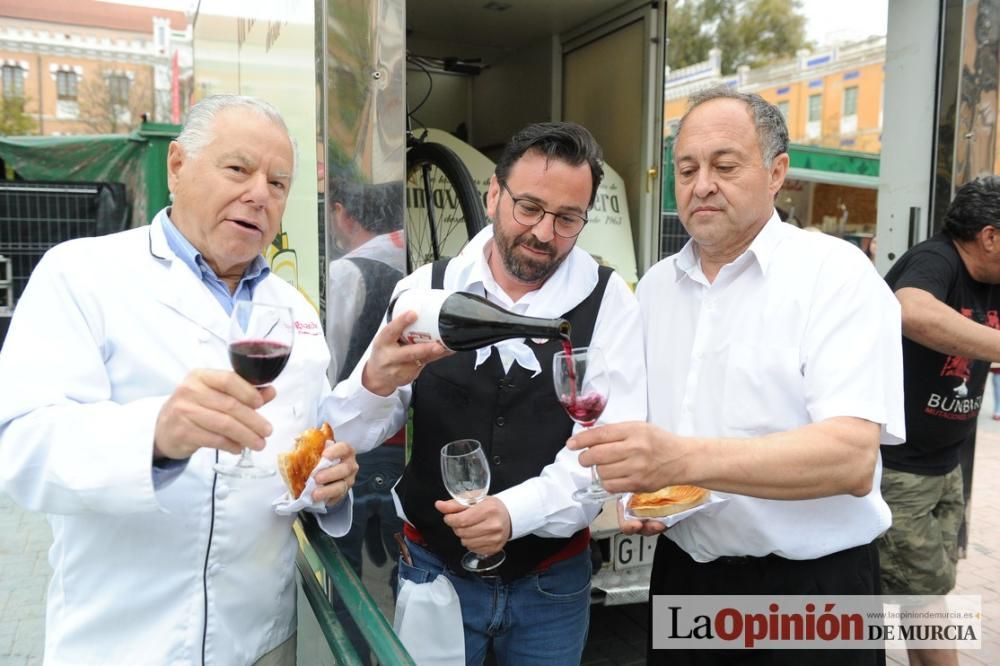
[553,346,612,503]
[213,301,294,479]
[440,439,506,572]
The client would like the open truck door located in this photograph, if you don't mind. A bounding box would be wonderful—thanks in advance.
[561,1,668,277]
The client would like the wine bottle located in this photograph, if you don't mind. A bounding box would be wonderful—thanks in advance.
[387,288,571,352]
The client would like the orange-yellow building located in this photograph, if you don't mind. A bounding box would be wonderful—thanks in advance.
[664,37,885,153]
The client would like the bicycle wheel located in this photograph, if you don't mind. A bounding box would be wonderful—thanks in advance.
[405,141,488,272]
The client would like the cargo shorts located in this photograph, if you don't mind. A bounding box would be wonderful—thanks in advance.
[877,465,964,596]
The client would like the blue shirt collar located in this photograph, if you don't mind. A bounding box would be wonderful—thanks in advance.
[157,208,270,314]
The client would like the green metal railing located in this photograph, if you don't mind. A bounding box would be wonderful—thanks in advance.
[295,514,416,665]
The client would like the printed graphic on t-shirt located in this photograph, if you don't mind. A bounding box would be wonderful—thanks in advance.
[926,308,999,421]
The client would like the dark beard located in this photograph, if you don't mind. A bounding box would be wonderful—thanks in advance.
[491,217,569,283]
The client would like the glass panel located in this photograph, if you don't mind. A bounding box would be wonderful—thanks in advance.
[320,0,406,654]
[193,0,321,308]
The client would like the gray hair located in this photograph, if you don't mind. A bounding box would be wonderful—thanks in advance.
[943,176,1000,241]
[175,94,299,181]
[676,86,789,168]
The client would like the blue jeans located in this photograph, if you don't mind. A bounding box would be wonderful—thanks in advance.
[398,538,591,666]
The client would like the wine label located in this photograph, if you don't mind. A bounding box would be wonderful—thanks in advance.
[391,288,449,345]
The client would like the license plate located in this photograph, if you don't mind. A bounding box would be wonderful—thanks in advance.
[612,533,657,571]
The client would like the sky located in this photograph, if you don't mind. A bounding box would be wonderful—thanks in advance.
[106,0,892,47]
[799,0,889,46]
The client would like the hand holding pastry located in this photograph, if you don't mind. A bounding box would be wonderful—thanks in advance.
[616,500,669,536]
[621,485,725,530]
[278,422,357,505]
[627,485,709,517]
[312,440,357,506]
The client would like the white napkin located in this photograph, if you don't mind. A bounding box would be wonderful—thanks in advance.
[394,576,465,665]
[621,491,729,527]
[474,338,542,376]
[272,457,339,515]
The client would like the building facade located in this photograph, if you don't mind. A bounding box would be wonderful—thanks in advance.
[662,37,886,247]
[0,0,192,135]
[664,36,886,153]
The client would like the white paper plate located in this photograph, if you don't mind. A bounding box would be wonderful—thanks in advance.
[621,491,729,527]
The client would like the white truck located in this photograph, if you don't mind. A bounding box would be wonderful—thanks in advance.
[402,0,671,605]
[191,0,669,627]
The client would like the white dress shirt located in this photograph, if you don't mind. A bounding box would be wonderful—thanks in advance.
[322,225,647,540]
[639,214,905,562]
[0,213,349,665]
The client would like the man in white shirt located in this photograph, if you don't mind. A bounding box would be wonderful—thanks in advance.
[325,122,647,665]
[0,95,358,665]
[568,87,905,665]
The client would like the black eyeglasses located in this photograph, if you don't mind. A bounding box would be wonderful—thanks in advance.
[499,181,588,239]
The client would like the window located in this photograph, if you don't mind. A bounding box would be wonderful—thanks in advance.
[54,68,80,119]
[108,74,130,106]
[808,94,822,122]
[843,86,859,117]
[56,71,78,101]
[806,94,822,141]
[840,86,860,136]
[2,65,25,99]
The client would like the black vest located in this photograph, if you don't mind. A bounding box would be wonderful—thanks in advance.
[338,257,404,383]
[396,259,612,580]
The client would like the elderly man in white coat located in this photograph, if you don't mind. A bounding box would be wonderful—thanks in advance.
[0,95,358,666]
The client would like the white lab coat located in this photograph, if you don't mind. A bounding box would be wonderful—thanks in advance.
[0,216,335,665]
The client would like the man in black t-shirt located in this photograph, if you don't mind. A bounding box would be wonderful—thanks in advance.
[880,176,1000,666]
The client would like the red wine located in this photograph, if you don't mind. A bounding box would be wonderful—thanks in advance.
[559,391,607,427]
[229,339,291,386]
[562,338,578,402]
[561,340,574,366]
[388,289,571,352]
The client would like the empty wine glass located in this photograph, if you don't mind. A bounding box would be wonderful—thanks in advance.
[440,439,506,572]
[553,346,611,503]
[214,301,294,478]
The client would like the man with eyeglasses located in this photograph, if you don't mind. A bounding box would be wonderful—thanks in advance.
[326,122,647,664]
